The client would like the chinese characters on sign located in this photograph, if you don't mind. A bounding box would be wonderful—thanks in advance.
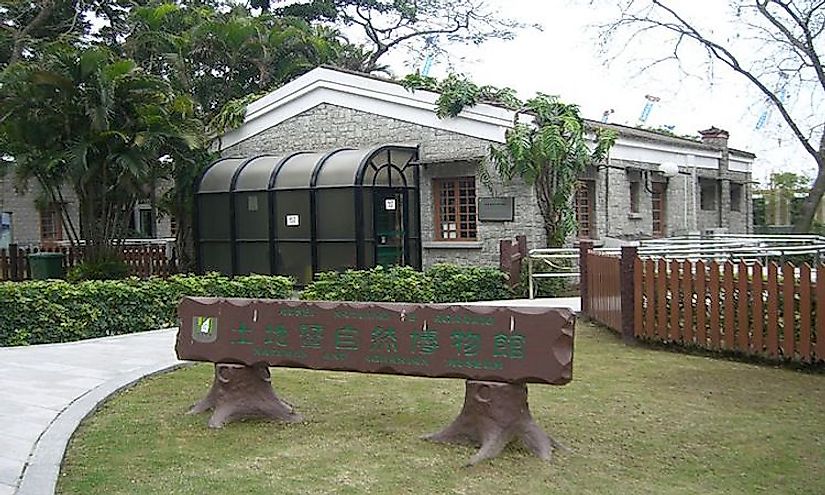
[224,310,525,371]
[178,298,575,385]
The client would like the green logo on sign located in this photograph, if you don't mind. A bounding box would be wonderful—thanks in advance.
[192,316,218,343]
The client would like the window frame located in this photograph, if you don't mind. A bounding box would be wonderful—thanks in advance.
[575,179,596,239]
[433,176,478,241]
[39,203,63,243]
[629,180,641,214]
[700,178,718,211]
[730,183,743,212]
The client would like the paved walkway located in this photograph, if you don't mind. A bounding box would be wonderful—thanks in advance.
[0,329,181,495]
[0,296,578,495]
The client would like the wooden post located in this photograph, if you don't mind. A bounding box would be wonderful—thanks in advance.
[579,240,593,316]
[516,235,527,259]
[499,236,529,290]
[8,244,20,281]
[499,239,511,273]
[499,239,513,288]
[620,244,638,345]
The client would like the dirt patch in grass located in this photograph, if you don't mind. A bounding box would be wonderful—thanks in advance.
[58,322,825,495]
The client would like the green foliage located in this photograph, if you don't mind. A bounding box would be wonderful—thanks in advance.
[426,263,511,303]
[513,262,577,299]
[770,171,812,192]
[301,265,433,302]
[67,259,129,282]
[0,0,136,69]
[301,264,511,303]
[0,42,203,260]
[0,274,294,347]
[401,73,522,117]
[636,125,700,141]
[403,72,616,247]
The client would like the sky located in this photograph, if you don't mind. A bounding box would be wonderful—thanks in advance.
[374,0,819,184]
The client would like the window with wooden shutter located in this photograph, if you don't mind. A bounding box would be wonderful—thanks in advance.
[433,177,477,240]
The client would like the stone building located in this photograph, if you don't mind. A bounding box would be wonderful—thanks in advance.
[0,178,173,249]
[205,66,753,274]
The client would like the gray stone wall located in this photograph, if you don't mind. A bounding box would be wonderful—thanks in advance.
[594,159,698,239]
[0,178,80,247]
[226,103,490,162]
[591,159,751,240]
[222,103,754,267]
[223,103,544,268]
[421,161,542,267]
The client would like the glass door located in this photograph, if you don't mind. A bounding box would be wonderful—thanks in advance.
[373,189,405,267]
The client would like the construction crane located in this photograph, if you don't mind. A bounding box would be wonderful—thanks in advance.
[755,73,789,131]
[418,36,437,76]
[638,94,660,124]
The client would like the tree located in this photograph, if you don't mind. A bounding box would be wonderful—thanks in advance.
[601,0,825,233]
[255,0,531,73]
[402,74,616,247]
[122,2,348,269]
[0,0,138,68]
[0,43,202,261]
[763,171,812,225]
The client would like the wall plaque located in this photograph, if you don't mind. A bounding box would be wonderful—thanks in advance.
[478,197,515,222]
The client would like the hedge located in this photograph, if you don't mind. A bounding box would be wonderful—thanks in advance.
[0,273,293,347]
[301,264,512,303]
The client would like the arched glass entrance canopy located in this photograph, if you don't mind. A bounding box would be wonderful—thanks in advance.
[195,144,420,284]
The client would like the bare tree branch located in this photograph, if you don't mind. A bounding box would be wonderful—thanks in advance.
[10,0,55,64]
[601,0,825,231]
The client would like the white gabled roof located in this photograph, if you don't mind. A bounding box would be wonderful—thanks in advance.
[221,66,753,173]
[221,67,515,150]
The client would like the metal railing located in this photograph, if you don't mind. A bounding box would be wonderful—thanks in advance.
[527,234,825,299]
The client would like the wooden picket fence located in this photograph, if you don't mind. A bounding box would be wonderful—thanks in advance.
[585,252,622,331]
[582,247,825,364]
[0,243,173,281]
[635,258,824,362]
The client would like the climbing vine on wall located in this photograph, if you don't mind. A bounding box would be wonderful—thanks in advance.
[402,73,616,247]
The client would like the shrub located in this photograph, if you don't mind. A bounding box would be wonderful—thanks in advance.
[301,264,512,303]
[0,274,294,347]
[514,262,579,298]
[301,266,433,303]
[427,263,511,303]
[67,258,129,282]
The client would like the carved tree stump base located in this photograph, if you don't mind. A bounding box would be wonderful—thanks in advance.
[188,363,302,428]
[424,380,567,466]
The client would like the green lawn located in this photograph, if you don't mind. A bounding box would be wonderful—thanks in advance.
[58,322,825,495]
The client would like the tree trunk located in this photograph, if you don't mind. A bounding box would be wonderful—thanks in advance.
[189,363,302,428]
[534,177,563,248]
[176,211,196,273]
[424,380,567,466]
[794,165,825,232]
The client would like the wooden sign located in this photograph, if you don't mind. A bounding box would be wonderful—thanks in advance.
[177,297,575,385]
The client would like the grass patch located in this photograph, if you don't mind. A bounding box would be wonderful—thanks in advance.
[58,322,825,495]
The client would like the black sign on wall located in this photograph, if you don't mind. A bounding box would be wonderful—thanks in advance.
[478,197,515,222]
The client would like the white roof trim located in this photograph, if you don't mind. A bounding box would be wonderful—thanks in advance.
[219,67,753,174]
[221,67,514,149]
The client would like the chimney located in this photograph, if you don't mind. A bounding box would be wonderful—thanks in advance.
[698,127,729,148]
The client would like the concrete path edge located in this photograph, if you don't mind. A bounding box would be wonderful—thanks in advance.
[15,360,187,495]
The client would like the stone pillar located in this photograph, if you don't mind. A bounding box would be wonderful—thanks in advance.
[699,127,731,230]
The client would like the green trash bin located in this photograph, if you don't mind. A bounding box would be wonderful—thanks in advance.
[28,252,66,280]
